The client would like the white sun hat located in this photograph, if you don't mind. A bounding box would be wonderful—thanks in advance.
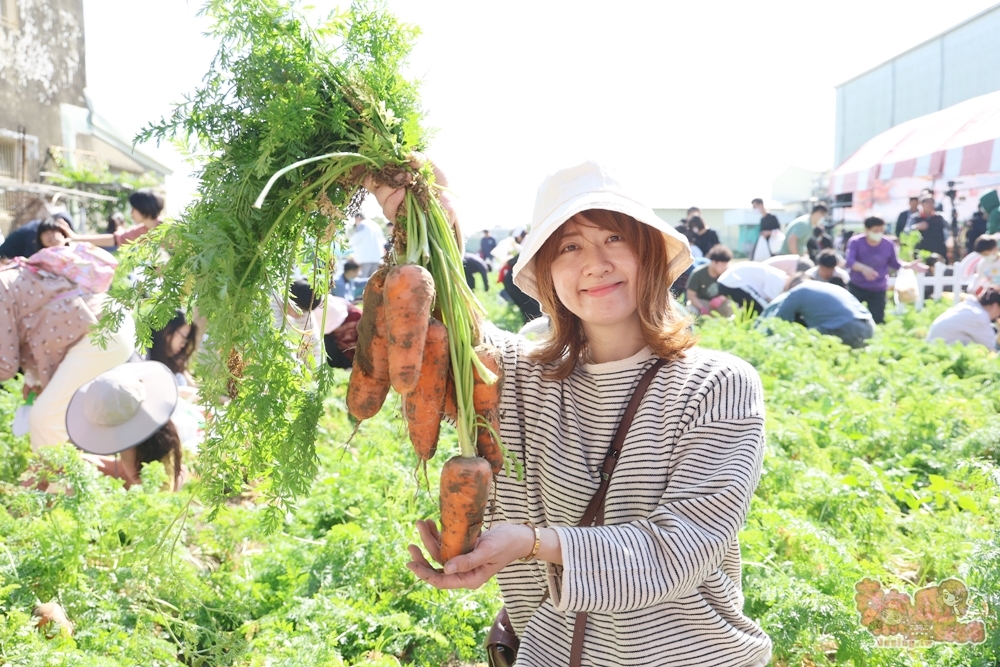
[65,362,178,456]
[315,295,351,334]
[512,160,692,302]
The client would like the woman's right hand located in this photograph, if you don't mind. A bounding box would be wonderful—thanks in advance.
[406,519,536,590]
[363,158,463,249]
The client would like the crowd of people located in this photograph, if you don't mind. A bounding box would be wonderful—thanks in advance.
[4,181,998,502]
[670,192,1000,351]
[2,202,447,494]
[1,190,201,492]
[7,156,1000,663]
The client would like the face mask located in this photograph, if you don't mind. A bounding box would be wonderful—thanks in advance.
[867,232,883,243]
[982,253,999,262]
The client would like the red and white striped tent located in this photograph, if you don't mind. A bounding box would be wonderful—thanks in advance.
[831,89,1000,221]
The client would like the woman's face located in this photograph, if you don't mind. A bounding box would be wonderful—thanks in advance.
[40,230,67,248]
[548,217,639,331]
[168,324,192,356]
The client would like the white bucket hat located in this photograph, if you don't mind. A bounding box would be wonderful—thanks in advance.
[316,295,350,334]
[512,160,692,302]
[65,362,178,456]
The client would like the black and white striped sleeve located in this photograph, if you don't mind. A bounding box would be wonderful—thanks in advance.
[545,360,766,613]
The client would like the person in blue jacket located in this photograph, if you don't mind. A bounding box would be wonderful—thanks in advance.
[761,280,876,348]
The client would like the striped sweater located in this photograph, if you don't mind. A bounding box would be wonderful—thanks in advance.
[487,328,772,667]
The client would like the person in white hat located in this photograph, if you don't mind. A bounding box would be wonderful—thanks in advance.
[366,160,772,667]
[66,362,183,492]
[273,279,358,369]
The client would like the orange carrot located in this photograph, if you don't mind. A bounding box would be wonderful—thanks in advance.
[473,345,504,475]
[404,319,449,460]
[354,269,387,376]
[347,363,389,421]
[348,271,390,420]
[384,264,435,394]
[442,374,457,423]
[438,455,492,562]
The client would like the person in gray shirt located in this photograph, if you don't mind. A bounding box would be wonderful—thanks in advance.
[761,280,875,348]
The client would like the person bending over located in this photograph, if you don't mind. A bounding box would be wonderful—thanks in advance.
[805,249,850,286]
[926,287,1000,350]
[66,362,184,491]
[717,260,790,314]
[0,260,135,448]
[686,244,733,317]
[761,280,876,348]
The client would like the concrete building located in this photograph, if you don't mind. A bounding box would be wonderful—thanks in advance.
[835,4,1000,167]
[0,0,169,235]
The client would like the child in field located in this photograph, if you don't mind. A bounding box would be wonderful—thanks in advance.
[971,235,1000,293]
[366,160,772,667]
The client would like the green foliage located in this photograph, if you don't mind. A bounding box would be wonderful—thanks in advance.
[0,378,31,482]
[96,0,432,522]
[898,230,923,261]
[0,376,498,666]
[4,304,999,664]
[700,303,1000,666]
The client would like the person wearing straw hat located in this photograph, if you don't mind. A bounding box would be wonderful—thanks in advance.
[366,160,772,667]
[66,362,184,492]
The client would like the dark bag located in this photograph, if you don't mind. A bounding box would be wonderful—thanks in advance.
[484,359,666,667]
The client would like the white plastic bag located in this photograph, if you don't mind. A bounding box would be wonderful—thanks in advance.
[895,268,919,305]
[12,404,31,437]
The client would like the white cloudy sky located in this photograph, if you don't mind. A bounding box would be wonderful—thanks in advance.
[83,0,998,230]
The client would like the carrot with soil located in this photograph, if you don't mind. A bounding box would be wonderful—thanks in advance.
[438,455,493,562]
[384,264,435,394]
[473,345,504,475]
[404,318,449,461]
[348,273,391,421]
[443,374,457,423]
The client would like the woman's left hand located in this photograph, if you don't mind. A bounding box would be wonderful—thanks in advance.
[406,519,533,590]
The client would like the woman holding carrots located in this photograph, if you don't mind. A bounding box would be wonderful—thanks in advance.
[366,160,772,667]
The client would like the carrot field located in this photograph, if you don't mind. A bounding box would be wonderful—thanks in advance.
[1,295,999,667]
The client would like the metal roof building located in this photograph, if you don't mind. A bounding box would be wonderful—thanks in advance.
[835,4,1000,167]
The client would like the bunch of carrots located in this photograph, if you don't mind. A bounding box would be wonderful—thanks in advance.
[256,161,511,561]
[343,184,510,562]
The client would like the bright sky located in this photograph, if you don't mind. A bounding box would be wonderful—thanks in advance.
[83,0,999,230]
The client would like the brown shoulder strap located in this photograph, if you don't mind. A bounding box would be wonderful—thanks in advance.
[577,358,666,529]
[569,358,666,667]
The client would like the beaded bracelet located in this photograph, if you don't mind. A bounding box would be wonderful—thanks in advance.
[519,522,542,562]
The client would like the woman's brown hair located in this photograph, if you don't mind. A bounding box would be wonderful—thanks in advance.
[135,420,183,492]
[149,310,198,376]
[528,209,695,380]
